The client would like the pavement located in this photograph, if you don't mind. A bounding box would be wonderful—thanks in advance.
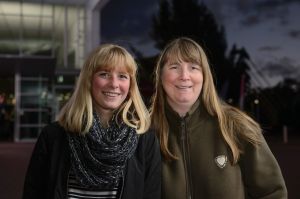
[0,134,299,199]
[265,134,300,199]
[0,142,34,199]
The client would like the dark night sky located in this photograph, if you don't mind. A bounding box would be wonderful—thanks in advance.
[101,0,300,88]
[101,0,160,55]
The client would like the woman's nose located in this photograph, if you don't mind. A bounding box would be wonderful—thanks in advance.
[179,68,190,80]
[109,76,119,88]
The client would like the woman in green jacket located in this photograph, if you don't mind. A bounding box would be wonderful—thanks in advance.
[150,37,287,199]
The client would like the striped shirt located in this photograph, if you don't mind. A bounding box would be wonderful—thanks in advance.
[67,172,119,199]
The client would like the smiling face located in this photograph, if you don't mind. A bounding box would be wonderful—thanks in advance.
[161,60,203,116]
[92,66,130,118]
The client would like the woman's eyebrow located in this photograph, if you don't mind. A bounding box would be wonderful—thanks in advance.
[167,61,180,65]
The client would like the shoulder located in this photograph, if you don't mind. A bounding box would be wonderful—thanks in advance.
[136,128,160,153]
[29,122,68,158]
[38,121,67,144]
[138,128,157,145]
[135,128,161,165]
[223,103,254,123]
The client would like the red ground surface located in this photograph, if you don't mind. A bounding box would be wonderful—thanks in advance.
[0,134,299,199]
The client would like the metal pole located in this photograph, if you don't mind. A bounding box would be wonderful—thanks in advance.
[51,4,55,57]
[14,72,21,142]
[63,1,68,68]
[19,0,24,56]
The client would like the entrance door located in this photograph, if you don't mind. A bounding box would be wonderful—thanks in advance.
[14,74,52,141]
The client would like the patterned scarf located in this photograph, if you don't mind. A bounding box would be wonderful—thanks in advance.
[68,112,138,188]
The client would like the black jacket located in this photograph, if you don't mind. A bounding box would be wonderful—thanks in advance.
[22,122,161,199]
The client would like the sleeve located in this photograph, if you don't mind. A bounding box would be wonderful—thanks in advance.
[240,133,288,199]
[22,127,50,199]
[143,130,162,199]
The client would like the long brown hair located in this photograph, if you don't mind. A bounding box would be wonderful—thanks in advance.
[150,37,261,163]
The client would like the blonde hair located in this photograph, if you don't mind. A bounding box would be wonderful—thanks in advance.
[150,37,261,163]
[58,44,150,134]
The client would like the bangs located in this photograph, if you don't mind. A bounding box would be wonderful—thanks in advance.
[164,41,201,65]
[94,47,135,76]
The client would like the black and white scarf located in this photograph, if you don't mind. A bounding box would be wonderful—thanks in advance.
[68,112,138,188]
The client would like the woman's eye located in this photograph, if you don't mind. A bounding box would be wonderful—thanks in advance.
[119,74,129,79]
[191,65,201,70]
[98,72,109,78]
[169,65,178,69]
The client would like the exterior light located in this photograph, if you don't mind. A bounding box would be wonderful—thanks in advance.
[57,76,64,83]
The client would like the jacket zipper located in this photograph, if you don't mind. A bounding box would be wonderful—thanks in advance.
[181,119,193,199]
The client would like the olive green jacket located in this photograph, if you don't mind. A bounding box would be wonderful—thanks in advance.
[162,101,287,199]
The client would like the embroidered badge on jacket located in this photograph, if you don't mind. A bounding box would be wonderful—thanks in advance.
[215,155,227,168]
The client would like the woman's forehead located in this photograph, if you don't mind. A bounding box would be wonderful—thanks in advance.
[95,60,133,73]
[165,55,196,65]
[96,65,129,73]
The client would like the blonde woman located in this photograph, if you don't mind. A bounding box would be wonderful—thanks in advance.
[150,37,287,199]
[23,44,161,199]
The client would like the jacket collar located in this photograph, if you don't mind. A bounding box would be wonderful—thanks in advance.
[165,98,213,128]
[165,99,201,124]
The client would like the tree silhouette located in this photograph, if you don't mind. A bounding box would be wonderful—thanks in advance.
[151,0,229,90]
[150,0,300,132]
[151,0,255,104]
[244,78,300,132]
[273,79,300,127]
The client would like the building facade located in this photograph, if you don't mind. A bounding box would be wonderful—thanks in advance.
[0,0,109,141]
